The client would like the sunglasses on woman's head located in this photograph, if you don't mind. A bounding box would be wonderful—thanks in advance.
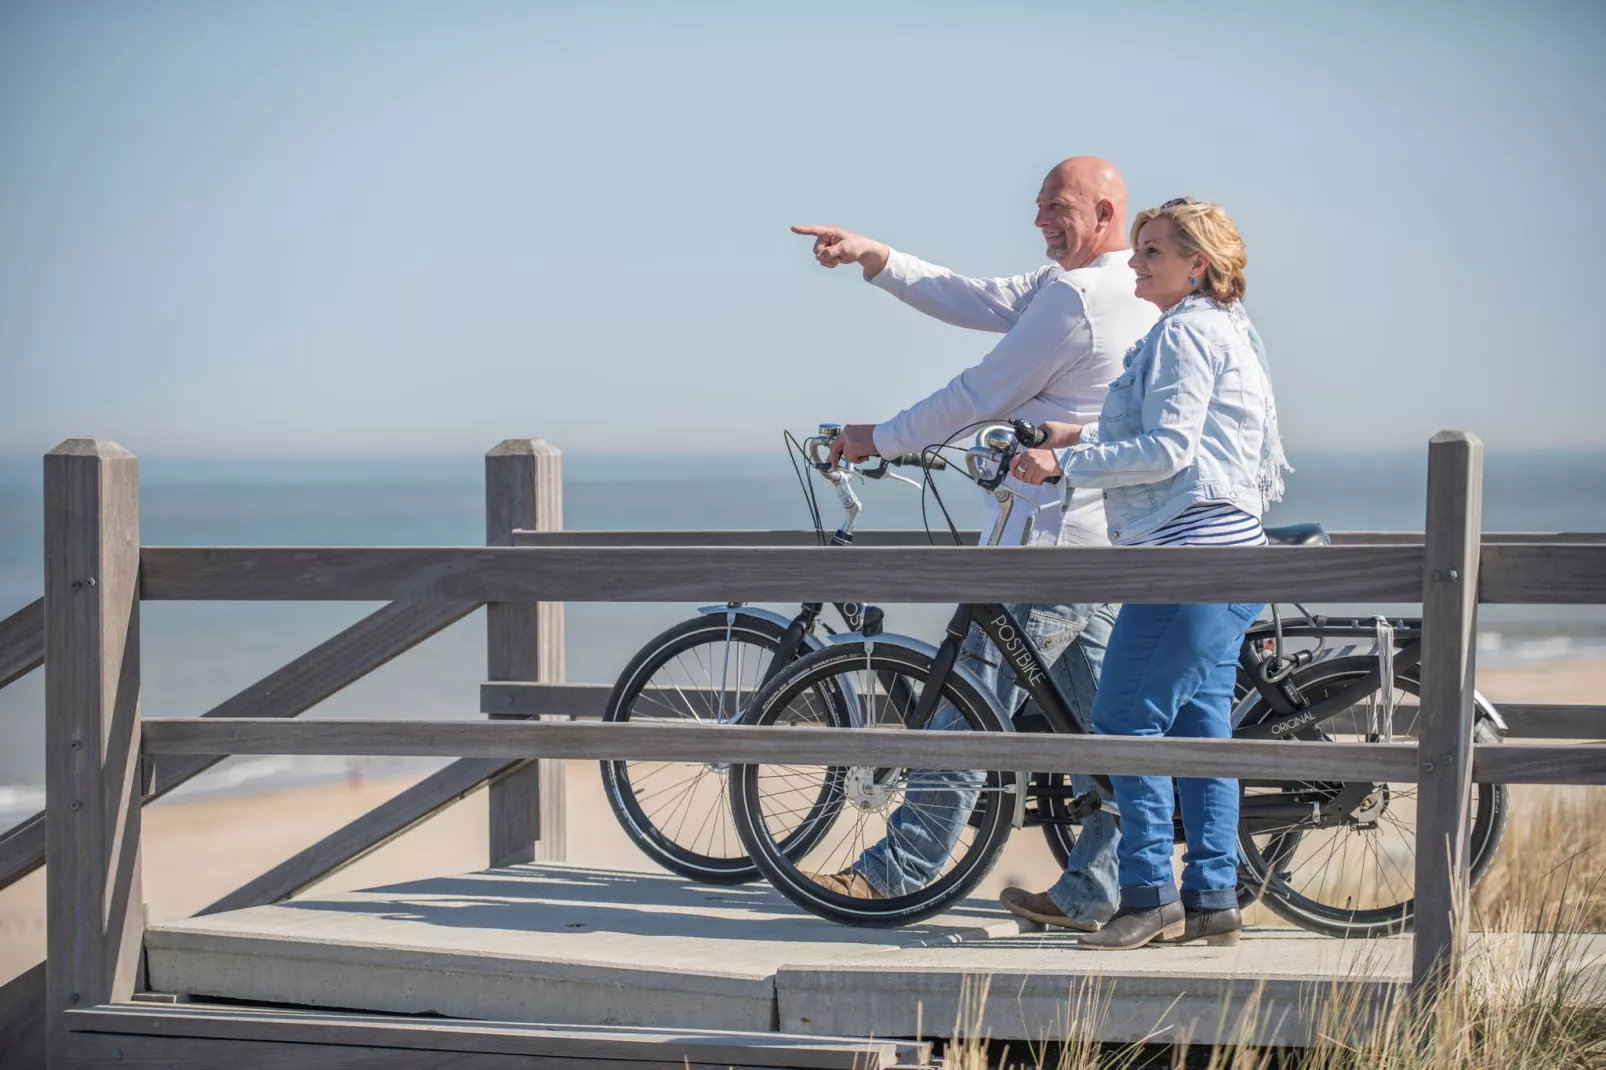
[1160,197,1191,209]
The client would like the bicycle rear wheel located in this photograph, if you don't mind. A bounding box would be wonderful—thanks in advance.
[601,613,849,884]
[729,640,1016,927]
[1235,657,1507,937]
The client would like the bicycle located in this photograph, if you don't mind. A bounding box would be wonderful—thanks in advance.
[725,422,1508,936]
[600,426,945,884]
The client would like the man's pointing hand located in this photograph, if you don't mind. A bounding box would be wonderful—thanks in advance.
[791,225,891,279]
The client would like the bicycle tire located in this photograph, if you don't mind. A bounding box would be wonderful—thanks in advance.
[1234,656,1507,937]
[729,639,1016,927]
[601,613,849,884]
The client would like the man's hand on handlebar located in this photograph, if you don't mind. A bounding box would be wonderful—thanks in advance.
[1011,447,1064,486]
[826,423,879,468]
[1032,421,1084,450]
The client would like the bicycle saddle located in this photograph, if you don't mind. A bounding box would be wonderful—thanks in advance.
[1263,522,1330,546]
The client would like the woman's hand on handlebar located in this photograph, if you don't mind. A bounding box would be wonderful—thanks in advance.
[1033,421,1084,450]
[826,424,879,468]
[1011,447,1064,486]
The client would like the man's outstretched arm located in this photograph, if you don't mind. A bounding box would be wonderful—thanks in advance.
[793,224,1050,333]
[871,282,1090,458]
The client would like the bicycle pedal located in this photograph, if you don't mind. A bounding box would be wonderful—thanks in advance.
[1065,790,1103,821]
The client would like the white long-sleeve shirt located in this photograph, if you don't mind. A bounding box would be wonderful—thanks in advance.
[867,248,1159,546]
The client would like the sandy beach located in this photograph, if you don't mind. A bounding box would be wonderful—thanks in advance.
[2,657,1601,988]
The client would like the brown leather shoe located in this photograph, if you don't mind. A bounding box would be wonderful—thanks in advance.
[1076,900,1185,950]
[805,870,883,899]
[999,887,1099,932]
[1154,906,1243,947]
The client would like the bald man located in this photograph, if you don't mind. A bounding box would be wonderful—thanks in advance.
[790,157,1158,931]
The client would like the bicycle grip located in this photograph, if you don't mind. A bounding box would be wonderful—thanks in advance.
[890,453,948,471]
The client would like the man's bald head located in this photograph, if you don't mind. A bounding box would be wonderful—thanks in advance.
[1034,157,1129,270]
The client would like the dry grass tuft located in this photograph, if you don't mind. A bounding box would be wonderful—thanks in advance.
[1473,787,1606,931]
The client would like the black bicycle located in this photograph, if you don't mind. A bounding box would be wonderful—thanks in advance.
[726,422,1508,937]
[600,425,943,883]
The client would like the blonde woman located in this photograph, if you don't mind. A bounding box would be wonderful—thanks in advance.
[1014,197,1289,949]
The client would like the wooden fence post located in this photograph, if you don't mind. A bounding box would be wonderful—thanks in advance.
[485,440,566,865]
[1412,431,1483,989]
[43,440,143,1067]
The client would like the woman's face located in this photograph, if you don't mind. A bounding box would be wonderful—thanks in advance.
[1129,218,1207,310]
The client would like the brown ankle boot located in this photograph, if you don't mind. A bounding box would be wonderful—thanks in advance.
[998,887,1099,932]
[1154,906,1242,946]
[804,870,883,899]
[1076,900,1185,950]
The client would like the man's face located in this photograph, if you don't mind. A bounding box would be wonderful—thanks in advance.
[1034,175,1100,267]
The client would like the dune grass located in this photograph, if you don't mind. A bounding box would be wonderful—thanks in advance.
[930,788,1606,1069]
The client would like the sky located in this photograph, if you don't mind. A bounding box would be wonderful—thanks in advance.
[1,1,1603,458]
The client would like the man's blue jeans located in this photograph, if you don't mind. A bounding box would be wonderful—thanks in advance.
[1092,601,1263,912]
[851,602,1122,926]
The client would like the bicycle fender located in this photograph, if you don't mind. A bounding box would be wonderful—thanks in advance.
[824,630,1012,730]
[695,604,827,654]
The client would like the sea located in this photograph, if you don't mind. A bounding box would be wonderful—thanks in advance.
[1,448,1603,829]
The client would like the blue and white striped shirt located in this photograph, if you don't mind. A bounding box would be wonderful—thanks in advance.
[1128,502,1268,547]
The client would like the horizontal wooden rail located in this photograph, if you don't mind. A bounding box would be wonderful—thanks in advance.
[1331,532,1606,546]
[137,719,1606,784]
[64,1004,923,1069]
[1478,543,1606,603]
[1495,704,1606,739]
[0,597,44,691]
[199,757,518,915]
[482,684,1606,739]
[137,544,1426,603]
[513,528,981,547]
[510,530,1606,548]
[139,717,1419,781]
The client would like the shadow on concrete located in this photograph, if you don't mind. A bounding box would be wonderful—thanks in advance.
[274,864,1013,946]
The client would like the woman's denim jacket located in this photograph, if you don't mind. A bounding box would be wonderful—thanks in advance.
[1056,295,1269,545]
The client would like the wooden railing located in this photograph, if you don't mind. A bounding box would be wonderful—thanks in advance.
[4,433,1606,1069]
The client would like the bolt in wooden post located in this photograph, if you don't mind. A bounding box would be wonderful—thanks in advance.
[485,439,566,865]
[43,440,143,1067]
[1412,431,1483,990]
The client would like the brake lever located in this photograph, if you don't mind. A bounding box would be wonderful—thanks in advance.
[1006,420,1061,486]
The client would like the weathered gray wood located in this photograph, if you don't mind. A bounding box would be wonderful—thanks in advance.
[485,440,565,866]
[1469,744,1606,784]
[1329,531,1606,546]
[64,1033,891,1070]
[0,816,44,893]
[44,439,144,1069]
[1478,543,1606,603]
[138,717,1424,781]
[1413,432,1483,990]
[0,597,44,691]
[482,681,736,720]
[0,962,44,1070]
[512,528,980,547]
[137,543,1426,604]
[199,757,517,915]
[64,1004,918,1068]
[1493,704,1606,739]
[0,599,480,896]
[483,685,1606,737]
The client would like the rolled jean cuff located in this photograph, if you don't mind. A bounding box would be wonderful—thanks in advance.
[1181,887,1238,911]
[1119,883,1179,910]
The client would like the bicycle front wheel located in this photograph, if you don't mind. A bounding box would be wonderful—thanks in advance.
[602,613,849,884]
[1235,657,1507,937]
[729,640,1016,927]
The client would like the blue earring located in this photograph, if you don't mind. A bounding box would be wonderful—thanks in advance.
[1188,276,1197,287]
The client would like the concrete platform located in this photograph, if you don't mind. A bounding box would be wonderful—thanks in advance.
[144,863,1606,1046]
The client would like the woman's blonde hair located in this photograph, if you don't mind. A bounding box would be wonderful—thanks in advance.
[1129,197,1247,304]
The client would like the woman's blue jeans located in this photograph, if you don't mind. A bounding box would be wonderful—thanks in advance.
[1092,601,1263,912]
[850,602,1121,926]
